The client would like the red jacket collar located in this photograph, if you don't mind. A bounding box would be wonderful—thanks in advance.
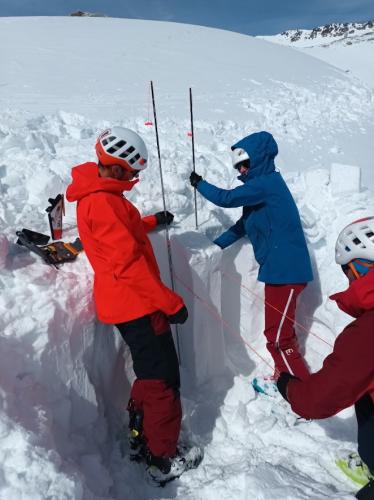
[330,268,374,318]
[66,162,139,202]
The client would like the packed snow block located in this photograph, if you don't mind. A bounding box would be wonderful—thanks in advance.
[220,241,265,372]
[150,231,226,387]
[174,233,226,387]
[304,168,330,191]
[330,162,361,194]
[150,230,262,387]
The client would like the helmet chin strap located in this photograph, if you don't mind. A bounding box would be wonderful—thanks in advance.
[348,262,361,280]
[348,259,374,279]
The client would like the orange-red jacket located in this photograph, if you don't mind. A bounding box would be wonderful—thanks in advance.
[66,162,184,324]
[287,269,374,419]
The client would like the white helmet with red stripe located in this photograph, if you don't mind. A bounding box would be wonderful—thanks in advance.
[335,216,374,265]
[96,127,148,171]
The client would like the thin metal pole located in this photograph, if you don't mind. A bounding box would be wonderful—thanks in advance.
[189,87,198,230]
[150,81,181,364]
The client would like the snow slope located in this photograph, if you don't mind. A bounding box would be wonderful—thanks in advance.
[259,22,374,88]
[0,16,374,499]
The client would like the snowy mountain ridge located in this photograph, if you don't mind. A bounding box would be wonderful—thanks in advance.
[267,21,374,47]
[259,20,374,87]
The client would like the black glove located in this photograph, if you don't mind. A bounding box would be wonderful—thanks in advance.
[168,305,188,324]
[154,210,174,226]
[276,372,298,402]
[189,171,203,188]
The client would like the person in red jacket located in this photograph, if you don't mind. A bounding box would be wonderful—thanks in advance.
[277,217,374,500]
[66,127,201,484]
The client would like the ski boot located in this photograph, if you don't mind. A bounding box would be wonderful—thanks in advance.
[252,375,311,426]
[128,400,146,462]
[146,444,203,487]
[336,452,374,487]
[252,375,280,398]
[356,479,374,500]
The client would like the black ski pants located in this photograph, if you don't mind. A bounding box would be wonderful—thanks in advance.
[116,311,180,390]
[356,393,374,475]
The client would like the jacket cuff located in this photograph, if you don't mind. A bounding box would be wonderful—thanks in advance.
[141,215,158,232]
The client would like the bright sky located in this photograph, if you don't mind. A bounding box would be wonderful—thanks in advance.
[0,0,373,35]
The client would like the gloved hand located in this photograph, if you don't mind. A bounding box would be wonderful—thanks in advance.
[155,210,174,226]
[276,372,298,402]
[189,171,203,188]
[168,305,188,324]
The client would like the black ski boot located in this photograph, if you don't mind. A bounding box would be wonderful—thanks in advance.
[356,479,374,500]
[127,399,146,462]
[146,444,203,486]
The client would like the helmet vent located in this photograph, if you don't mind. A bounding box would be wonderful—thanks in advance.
[96,126,148,171]
[118,146,136,160]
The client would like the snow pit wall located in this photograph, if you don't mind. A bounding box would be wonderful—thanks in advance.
[149,230,266,388]
[2,160,371,497]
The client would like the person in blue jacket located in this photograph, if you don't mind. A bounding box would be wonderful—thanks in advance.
[189,131,313,380]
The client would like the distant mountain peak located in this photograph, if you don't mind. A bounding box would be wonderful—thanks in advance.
[279,21,373,44]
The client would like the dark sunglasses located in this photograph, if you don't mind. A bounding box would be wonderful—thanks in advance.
[234,160,250,171]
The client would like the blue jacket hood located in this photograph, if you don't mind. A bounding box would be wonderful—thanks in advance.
[232,131,278,181]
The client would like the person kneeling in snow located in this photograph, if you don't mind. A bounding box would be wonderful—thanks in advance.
[190,131,313,382]
[277,217,374,500]
[66,127,201,484]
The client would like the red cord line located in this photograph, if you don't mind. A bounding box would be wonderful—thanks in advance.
[221,271,333,348]
[174,273,275,370]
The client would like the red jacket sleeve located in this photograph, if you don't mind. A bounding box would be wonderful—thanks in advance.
[90,197,184,317]
[287,314,374,419]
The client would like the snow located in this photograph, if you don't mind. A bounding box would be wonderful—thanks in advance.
[330,163,361,195]
[0,16,374,499]
[259,23,374,88]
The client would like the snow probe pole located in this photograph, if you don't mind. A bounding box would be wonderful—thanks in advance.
[189,87,199,230]
[150,81,181,363]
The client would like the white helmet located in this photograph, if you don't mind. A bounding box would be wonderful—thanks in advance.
[335,216,374,265]
[232,148,250,169]
[96,127,148,171]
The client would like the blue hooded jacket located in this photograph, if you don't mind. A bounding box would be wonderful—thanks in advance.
[197,131,313,284]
